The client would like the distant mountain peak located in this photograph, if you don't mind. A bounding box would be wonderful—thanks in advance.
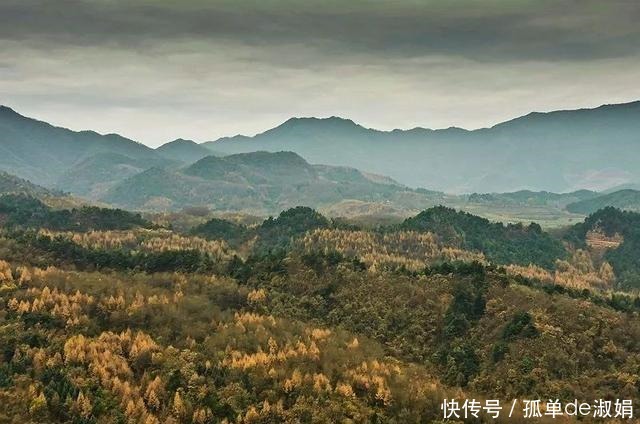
[271,115,365,132]
[0,105,17,114]
[0,105,29,121]
[285,115,356,124]
[157,138,204,150]
[163,138,199,146]
[155,137,213,164]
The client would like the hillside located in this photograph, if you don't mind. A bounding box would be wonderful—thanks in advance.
[564,207,640,290]
[0,171,58,198]
[0,106,161,186]
[103,151,433,213]
[0,108,441,215]
[401,206,567,268]
[0,193,152,231]
[1,104,637,227]
[53,153,176,199]
[468,189,597,208]
[2,201,640,422]
[204,101,640,193]
[566,189,640,214]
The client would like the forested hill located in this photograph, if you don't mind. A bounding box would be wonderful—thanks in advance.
[467,189,597,207]
[102,151,433,213]
[564,207,640,290]
[0,172,59,198]
[0,194,151,232]
[2,198,640,422]
[400,206,566,268]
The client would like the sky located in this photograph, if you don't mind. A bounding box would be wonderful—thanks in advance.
[1,0,640,147]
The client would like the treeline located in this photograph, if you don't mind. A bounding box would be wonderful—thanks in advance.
[400,206,567,268]
[0,231,226,275]
[5,196,640,292]
[0,195,602,277]
[191,205,568,269]
[0,194,151,232]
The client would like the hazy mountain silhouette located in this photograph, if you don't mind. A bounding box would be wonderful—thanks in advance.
[103,151,425,213]
[2,101,639,199]
[54,152,166,199]
[0,105,160,185]
[467,189,598,208]
[566,189,640,214]
[204,101,640,193]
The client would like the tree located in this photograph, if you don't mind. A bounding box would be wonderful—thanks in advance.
[76,392,92,419]
[29,392,48,419]
[172,391,186,419]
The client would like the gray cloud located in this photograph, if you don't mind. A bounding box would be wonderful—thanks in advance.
[1,1,640,146]
[2,0,640,61]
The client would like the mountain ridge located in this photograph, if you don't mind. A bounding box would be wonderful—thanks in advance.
[2,100,640,196]
[0,104,160,186]
[203,100,640,193]
[204,100,640,141]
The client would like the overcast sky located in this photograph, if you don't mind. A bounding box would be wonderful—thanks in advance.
[1,0,640,147]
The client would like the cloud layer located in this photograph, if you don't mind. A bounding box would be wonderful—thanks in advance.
[1,0,640,146]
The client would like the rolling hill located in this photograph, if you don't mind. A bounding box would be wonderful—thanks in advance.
[3,103,640,221]
[204,101,640,193]
[103,151,435,213]
[5,201,640,421]
[566,189,640,214]
[400,206,566,268]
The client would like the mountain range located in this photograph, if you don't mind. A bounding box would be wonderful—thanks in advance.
[0,105,437,213]
[1,101,639,213]
[205,101,640,193]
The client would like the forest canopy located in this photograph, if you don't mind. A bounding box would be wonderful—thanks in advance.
[0,200,639,423]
